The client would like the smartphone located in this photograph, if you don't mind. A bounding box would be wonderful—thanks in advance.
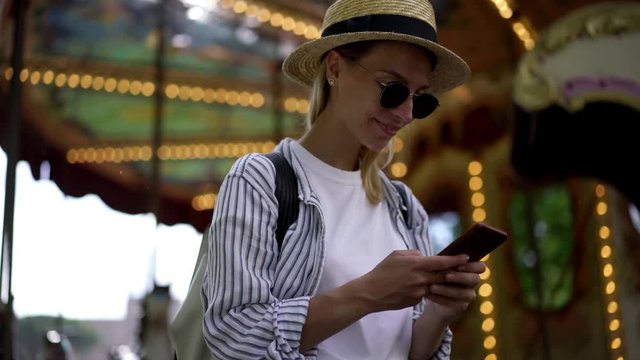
[437,223,507,262]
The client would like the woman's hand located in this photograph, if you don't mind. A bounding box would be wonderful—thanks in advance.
[424,261,486,321]
[357,250,470,312]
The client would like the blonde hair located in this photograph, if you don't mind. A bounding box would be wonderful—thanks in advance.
[306,43,396,204]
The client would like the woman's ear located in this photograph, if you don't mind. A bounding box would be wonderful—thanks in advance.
[325,50,341,82]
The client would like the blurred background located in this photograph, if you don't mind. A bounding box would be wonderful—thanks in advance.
[0,0,638,359]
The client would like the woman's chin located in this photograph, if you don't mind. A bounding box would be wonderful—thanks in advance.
[362,139,391,153]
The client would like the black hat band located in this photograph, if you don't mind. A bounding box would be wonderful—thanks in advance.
[322,14,438,43]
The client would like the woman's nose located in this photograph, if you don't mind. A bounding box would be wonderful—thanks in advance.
[392,96,415,124]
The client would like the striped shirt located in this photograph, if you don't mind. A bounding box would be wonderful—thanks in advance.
[202,138,452,359]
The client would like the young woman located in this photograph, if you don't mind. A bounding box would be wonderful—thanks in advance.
[202,0,486,359]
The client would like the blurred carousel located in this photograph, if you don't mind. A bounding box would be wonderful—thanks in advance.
[1,0,639,359]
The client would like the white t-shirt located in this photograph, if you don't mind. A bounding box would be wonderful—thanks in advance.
[290,141,413,360]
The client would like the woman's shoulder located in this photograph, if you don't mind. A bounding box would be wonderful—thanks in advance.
[384,177,429,223]
[229,152,274,173]
[225,152,279,191]
[381,173,414,199]
[227,138,293,181]
[388,178,410,193]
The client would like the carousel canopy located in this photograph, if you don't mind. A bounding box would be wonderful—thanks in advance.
[0,0,622,231]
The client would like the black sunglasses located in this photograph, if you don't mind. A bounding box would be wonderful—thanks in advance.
[346,59,439,119]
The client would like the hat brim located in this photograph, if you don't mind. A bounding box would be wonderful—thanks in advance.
[283,32,471,94]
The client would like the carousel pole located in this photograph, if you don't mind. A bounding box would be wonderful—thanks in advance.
[140,0,166,355]
[271,60,283,142]
[270,26,284,143]
[1,0,26,359]
[150,0,167,227]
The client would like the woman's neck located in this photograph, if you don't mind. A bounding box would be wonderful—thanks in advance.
[298,111,361,171]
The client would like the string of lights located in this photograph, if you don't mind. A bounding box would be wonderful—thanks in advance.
[487,0,536,50]
[468,160,500,360]
[2,67,309,114]
[218,0,321,40]
[594,184,626,360]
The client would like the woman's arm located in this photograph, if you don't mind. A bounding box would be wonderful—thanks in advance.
[299,276,374,351]
[409,303,451,360]
[409,261,486,360]
[392,181,485,359]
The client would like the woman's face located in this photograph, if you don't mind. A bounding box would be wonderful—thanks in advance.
[329,41,435,152]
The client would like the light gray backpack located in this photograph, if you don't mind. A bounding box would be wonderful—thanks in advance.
[170,225,214,360]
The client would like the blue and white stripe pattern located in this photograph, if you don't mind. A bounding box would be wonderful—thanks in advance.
[202,138,452,359]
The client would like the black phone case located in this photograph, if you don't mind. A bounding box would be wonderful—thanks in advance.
[437,223,508,261]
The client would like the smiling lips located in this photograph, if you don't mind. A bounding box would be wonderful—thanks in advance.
[376,119,401,136]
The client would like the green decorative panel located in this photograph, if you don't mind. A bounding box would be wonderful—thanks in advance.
[509,185,574,310]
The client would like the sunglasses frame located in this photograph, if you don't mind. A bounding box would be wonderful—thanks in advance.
[343,57,439,119]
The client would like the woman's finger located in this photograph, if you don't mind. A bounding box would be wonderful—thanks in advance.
[442,271,481,287]
[456,261,486,274]
[429,283,477,302]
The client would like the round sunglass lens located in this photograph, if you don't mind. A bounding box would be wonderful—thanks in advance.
[380,83,410,109]
[413,94,439,119]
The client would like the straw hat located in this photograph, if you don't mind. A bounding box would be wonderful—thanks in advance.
[282,0,471,94]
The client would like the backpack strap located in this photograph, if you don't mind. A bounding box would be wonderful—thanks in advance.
[264,152,299,248]
[393,182,409,227]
